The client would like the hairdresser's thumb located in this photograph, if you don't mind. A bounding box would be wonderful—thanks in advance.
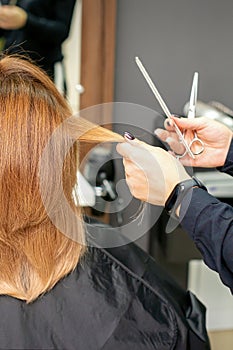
[116,141,135,159]
[116,133,147,159]
[123,131,146,147]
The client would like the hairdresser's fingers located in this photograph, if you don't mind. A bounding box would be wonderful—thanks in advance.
[164,115,208,134]
[118,142,158,183]
[122,157,135,177]
[122,159,150,201]
[117,143,148,167]
[165,137,186,155]
[164,117,178,131]
[116,142,136,159]
[122,157,141,190]
[123,132,146,147]
[154,128,179,143]
[123,157,145,176]
[123,132,156,149]
[116,134,149,160]
[154,128,186,154]
[154,128,170,141]
[120,134,187,164]
[170,115,207,131]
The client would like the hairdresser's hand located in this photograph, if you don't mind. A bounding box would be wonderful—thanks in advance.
[155,116,233,167]
[116,135,190,206]
[0,6,27,30]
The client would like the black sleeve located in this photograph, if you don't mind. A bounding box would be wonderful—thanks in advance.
[24,0,76,45]
[180,188,233,292]
[217,138,233,176]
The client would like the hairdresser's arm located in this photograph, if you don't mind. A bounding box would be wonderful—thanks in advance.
[117,140,233,292]
[217,139,233,176]
[181,131,233,291]
[180,189,233,292]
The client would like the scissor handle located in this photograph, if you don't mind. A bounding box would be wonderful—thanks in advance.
[189,133,205,155]
[176,131,204,159]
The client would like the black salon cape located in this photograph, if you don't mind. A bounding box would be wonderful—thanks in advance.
[180,139,233,293]
[0,221,210,350]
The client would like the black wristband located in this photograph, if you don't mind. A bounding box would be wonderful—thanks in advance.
[165,177,207,219]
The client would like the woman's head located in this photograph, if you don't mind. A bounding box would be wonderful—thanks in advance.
[0,55,85,301]
[0,55,124,302]
[0,55,77,230]
[0,56,124,226]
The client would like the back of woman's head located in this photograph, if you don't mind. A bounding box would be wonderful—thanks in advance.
[0,55,76,230]
[0,55,85,302]
[0,55,124,302]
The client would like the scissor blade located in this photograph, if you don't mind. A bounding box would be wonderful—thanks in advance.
[135,56,195,159]
[135,56,172,119]
[188,72,198,119]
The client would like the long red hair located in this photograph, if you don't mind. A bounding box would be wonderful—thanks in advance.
[0,55,123,302]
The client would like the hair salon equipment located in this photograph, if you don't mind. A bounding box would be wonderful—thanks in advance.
[209,100,233,118]
[82,145,117,216]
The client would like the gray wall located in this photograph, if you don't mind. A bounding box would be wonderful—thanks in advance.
[114,0,233,115]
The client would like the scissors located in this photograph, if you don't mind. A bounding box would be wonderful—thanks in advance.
[176,72,205,158]
[135,57,204,159]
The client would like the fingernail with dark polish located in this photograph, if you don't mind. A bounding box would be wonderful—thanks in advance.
[124,131,135,140]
